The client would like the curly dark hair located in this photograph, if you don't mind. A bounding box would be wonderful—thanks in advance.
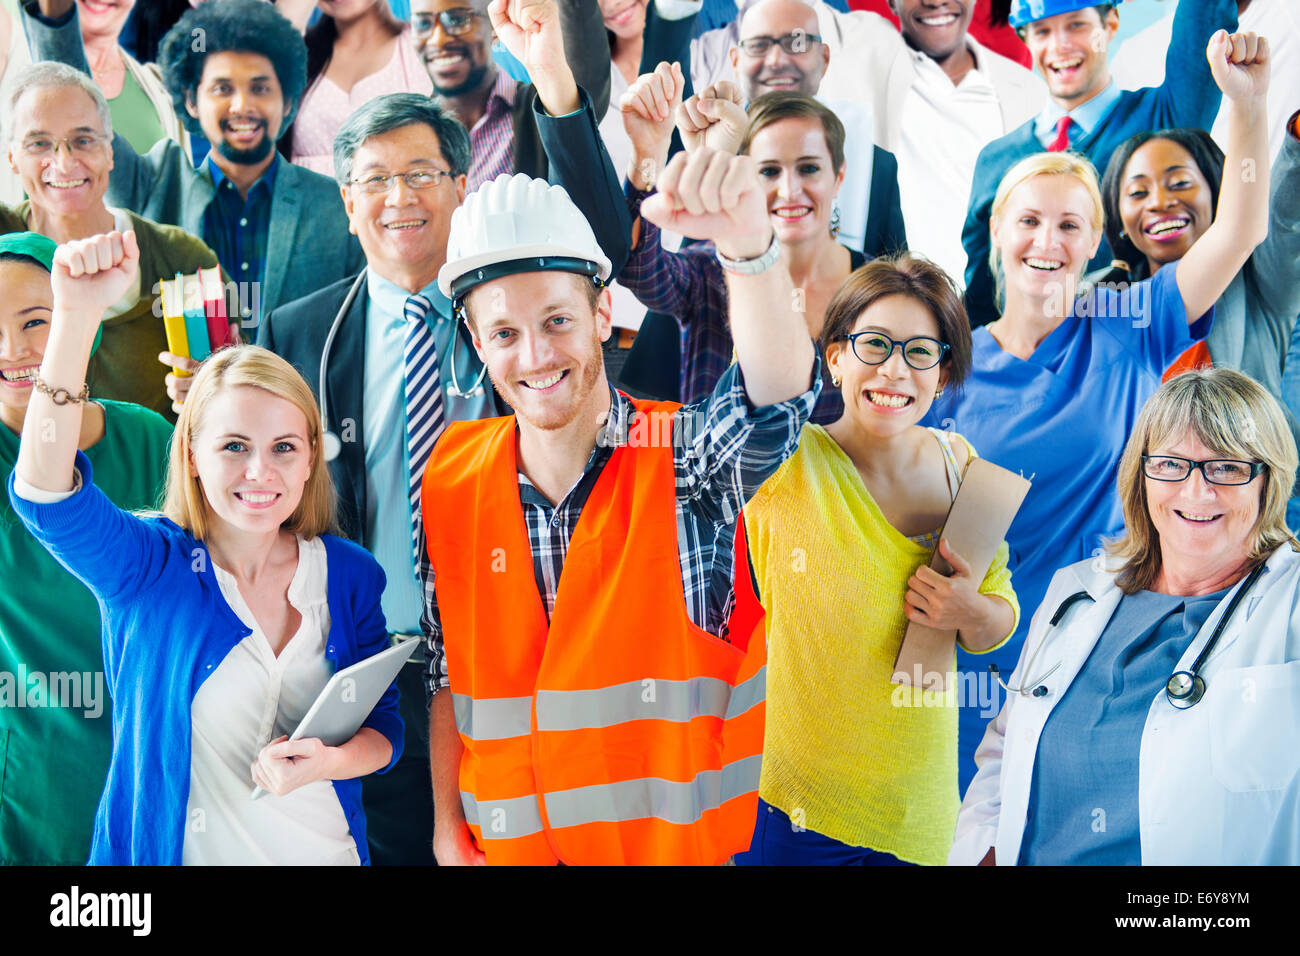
[158,0,308,137]
[1099,126,1224,284]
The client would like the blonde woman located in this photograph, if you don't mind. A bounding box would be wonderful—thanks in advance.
[953,368,1300,865]
[925,31,1271,782]
[10,231,401,866]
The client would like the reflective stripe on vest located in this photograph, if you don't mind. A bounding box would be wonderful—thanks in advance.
[424,401,766,864]
[460,753,761,837]
[453,667,765,740]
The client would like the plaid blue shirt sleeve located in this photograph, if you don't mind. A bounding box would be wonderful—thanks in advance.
[419,523,450,699]
[673,357,822,526]
[621,181,738,404]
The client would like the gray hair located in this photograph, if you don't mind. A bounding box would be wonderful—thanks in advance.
[1108,367,1300,594]
[333,93,470,187]
[7,62,114,142]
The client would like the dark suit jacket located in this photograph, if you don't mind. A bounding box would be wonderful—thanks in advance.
[258,92,631,543]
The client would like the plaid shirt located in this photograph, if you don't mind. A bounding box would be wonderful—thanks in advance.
[202,153,278,324]
[422,361,820,697]
[467,71,519,191]
[620,182,845,425]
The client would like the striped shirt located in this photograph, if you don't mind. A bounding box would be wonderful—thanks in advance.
[467,71,519,191]
[422,361,820,697]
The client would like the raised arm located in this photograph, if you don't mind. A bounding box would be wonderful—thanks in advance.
[16,232,138,494]
[642,148,814,406]
[1154,0,1238,129]
[1174,31,1270,324]
[1246,115,1300,331]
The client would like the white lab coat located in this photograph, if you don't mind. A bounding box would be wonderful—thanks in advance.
[951,545,1300,866]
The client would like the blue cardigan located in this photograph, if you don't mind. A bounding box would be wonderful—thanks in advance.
[960,0,1238,326]
[7,453,403,866]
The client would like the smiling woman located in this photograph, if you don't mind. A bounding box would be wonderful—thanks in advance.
[285,0,432,175]
[9,231,404,865]
[953,368,1300,866]
[925,29,1275,787]
[0,232,172,866]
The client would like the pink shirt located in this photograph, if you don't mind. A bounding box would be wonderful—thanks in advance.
[467,71,519,191]
[291,26,434,177]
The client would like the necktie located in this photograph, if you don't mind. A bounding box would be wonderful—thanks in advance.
[1047,115,1074,152]
[403,294,445,566]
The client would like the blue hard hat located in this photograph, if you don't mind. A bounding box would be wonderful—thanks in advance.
[1009,0,1122,29]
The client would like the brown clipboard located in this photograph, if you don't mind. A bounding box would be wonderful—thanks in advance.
[891,457,1031,690]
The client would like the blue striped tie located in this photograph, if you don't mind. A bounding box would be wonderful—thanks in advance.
[403,294,444,565]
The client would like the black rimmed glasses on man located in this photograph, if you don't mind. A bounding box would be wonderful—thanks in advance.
[412,8,485,38]
[737,32,823,57]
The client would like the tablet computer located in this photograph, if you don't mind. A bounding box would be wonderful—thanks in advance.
[250,637,419,800]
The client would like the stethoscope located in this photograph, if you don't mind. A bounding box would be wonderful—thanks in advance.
[990,561,1268,710]
[319,268,489,462]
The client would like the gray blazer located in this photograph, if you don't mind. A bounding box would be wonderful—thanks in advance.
[22,1,365,322]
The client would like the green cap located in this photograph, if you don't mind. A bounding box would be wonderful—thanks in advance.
[0,231,103,356]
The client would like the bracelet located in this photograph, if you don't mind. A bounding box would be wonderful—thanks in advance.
[715,232,781,275]
[33,377,90,405]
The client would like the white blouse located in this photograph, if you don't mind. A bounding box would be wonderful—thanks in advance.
[182,535,360,866]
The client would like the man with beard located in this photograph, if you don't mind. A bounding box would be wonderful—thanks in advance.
[24,0,363,328]
[422,146,817,865]
[410,0,614,188]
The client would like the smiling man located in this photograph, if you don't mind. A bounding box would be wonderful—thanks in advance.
[24,0,364,327]
[409,0,613,188]
[959,0,1238,326]
[421,150,818,866]
[2,62,219,419]
[255,0,630,865]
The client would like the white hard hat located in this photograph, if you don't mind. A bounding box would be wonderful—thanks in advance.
[438,173,612,300]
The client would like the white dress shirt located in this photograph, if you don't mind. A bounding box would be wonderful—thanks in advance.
[182,535,360,866]
[894,46,1002,285]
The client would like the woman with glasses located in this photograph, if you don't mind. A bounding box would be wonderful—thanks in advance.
[953,367,1300,865]
[924,31,1272,786]
[285,0,432,174]
[735,255,1019,866]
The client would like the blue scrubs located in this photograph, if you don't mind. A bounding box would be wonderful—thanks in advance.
[1019,585,1231,865]
[923,261,1212,787]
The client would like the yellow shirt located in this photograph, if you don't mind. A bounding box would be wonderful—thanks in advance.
[744,425,1018,864]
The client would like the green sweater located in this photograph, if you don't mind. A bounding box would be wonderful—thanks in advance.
[0,400,172,865]
[0,204,218,421]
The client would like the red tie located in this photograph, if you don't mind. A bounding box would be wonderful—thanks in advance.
[1048,115,1074,152]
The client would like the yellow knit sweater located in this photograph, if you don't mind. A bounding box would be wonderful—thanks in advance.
[744,425,1018,864]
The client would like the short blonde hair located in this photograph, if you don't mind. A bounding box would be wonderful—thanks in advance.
[988,152,1104,309]
[162,346,336,540]
[1108,368,1299,594]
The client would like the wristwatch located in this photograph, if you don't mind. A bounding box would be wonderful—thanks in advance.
[715,232,781,275]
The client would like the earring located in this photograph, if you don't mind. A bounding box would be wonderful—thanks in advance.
[935,384,945,398]
[829,203,841,238]
[831,375,842,387]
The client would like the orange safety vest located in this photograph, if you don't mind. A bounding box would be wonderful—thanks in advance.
[422,398,766,865]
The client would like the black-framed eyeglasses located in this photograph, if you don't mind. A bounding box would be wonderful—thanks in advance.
[349,168,454,194]
[1141,455,1266,486]
[737,31,823,57]
[841,332,950,371]
[411,8,485,37]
